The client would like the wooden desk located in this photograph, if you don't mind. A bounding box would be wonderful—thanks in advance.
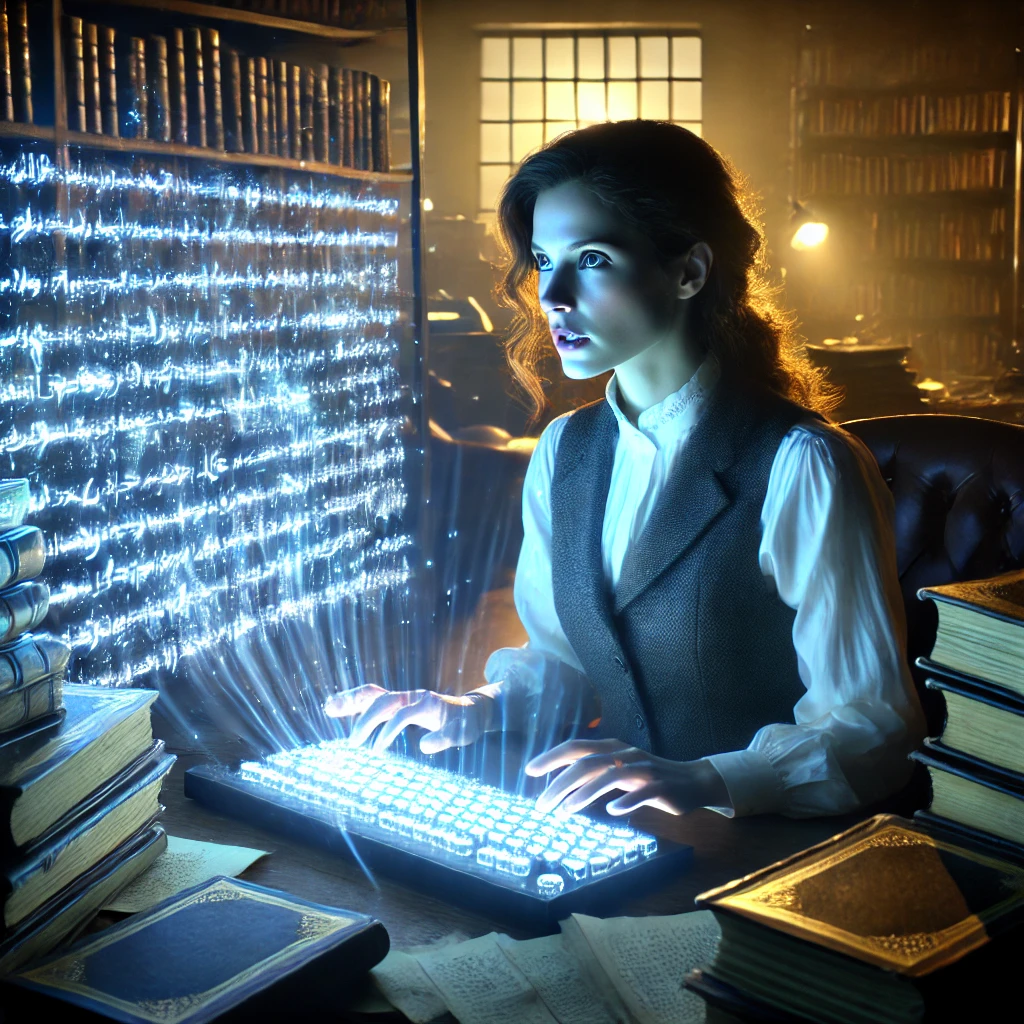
[160,750,859,949]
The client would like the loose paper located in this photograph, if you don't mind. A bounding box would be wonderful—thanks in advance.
[103,835,268,913]
[371,950,450,1024]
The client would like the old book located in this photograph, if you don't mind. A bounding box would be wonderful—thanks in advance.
[911,741,1024,852]
[0,480,28,530]
[100,26,118,137]
[225,48,243,153]
[275,59,289,158]
[302,64,315,161]
[131,37,148,139]
[362,72,373,171]
[289,62,301,159]
[202,28,224,151]
[66,16,86,131]
[0,634,68,737]
[329,66,343,164]
[0,2,12,120]
[266,54,278,155]
[0,825,166,975]
[243,55,257,153]
[0,673,61,737]
[170,27,187,144]
[0,685,157,854]
[0,581,48,646]
[689,814,1024,1024]
[0,526,43,590]
[3,876,390,1022]
[83,20,100,133]
[341,67,355,167]
[147,35,170,142]
[919,569,1024,696]
[254,55,269,154]
[186,26,206,147]
[11,0,28,122]
[352,69,365,169]
[372,75,390,172]
[0,745,173,934]
[315,64,329,162]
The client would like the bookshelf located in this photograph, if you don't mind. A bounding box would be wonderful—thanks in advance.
[790,31,1020,387]
[0,0,429,749]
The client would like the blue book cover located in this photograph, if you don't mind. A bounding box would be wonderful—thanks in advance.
[4,877,391,1024]
[0,685,158,853]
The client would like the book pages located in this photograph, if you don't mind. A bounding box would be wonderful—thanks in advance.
[371,949,450,1024]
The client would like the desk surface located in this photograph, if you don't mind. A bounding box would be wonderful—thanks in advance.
[160,751,860,950]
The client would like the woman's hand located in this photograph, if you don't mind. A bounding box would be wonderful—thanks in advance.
[524,738,731,816]
[324,684,495,755]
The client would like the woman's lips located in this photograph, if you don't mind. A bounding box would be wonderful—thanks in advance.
[553,330,591,351]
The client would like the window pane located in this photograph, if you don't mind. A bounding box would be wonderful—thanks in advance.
[607,81,637,120]
[608,37,637,79]
[512,121,544,162]
[640,80,669,120]
[671,80,702,120]
[480,164,511,211]
[481,81,510,120]
[672,36,701,78]
[639,37,669,78]
[481,37,509,79]
[577,37,604,79]
[480,122,510,163]
[545,81,576,121]
[675,121,703,138]
[512,37,543,78]
[545,121,576,143]
[577,82,607,122]
[513,81,544,120]
[545,37,574,79]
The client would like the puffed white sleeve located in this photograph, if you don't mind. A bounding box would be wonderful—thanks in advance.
[471,414,598,734]
[705,420,928,818]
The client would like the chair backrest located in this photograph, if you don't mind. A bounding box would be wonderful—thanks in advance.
[843,414,1024,686]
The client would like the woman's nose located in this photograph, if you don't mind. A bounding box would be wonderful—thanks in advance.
[539,265,575,314]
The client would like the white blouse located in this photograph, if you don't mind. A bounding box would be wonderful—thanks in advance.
[479,356,928,819]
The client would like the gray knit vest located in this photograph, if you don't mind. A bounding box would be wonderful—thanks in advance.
[550,378,816,762]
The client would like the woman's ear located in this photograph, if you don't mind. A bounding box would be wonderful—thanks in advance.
[675,242,714,300]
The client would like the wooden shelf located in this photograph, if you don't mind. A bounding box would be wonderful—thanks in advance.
[801,131,1014,151]
[63,129,413,183]
[0,121,57,141]
[799,83,1014,99]
[63,0,384,42]
[808,190,1011,208]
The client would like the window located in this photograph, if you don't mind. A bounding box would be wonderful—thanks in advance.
[479,33,702,213]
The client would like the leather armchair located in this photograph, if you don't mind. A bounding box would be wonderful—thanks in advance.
[843,413,1024,731]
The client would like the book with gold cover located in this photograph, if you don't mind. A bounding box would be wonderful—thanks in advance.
[918,569,1024,696]
[687,814,1024,1024]
[2,876,390,1023]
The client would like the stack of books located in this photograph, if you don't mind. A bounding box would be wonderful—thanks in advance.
[910,569,1024,859]
[66,16,391,170]
[0,0,32,123]
[685,814,1024,1024]
[806,340,926,418]
[0,480,174,975]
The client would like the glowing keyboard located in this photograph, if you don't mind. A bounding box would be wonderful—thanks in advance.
[185,741,692,923]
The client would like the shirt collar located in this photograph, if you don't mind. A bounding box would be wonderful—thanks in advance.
[605,354,721,449]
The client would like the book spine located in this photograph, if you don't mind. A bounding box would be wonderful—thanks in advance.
[329,66,342,164]
[100,27,118,137]
[362,71,372,171]
[134,37,148,139]
[377,77,390,172]
[275,59,289,158]
[290,63,301,160]
[342,67,354,168]
[67,17,86,132]
[302,64,315,161]
[244,56,257,154]
[84,21,100,134]
[255,56,269,154]
[266,56,278,155]
[226,49,243,153]
[202,28,224,151]
[12,0,28,123]
[170,28,187,144]
[351,69,364,170]
[187,27,206,147]
[315,63,329,163]
[0,3,12,121]
[148,35,170,142]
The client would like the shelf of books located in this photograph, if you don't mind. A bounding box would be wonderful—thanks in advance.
[0,0,427,747]
[791,33,1020,387]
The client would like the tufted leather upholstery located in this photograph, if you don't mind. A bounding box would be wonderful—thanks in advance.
[843,414,1024,731]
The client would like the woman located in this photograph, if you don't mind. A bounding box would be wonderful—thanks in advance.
[326,120,927,820]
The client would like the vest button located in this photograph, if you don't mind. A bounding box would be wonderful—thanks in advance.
[635,714,645,731]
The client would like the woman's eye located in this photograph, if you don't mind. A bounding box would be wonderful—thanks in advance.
[580,251,608,269]
[534,254,550,270]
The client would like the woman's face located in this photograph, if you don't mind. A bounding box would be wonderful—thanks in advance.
[531,181,688,380]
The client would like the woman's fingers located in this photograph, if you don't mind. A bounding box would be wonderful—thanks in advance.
[535,754,616,813]
[420,712,481,755]
[557,767,652,815]
[372,697,443,751]
[323,684,387,719]
[525,738,627,777]
[347,691,417,747]
[606,783,680,816]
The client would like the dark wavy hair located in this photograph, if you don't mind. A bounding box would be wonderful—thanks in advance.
[493,120,839,429]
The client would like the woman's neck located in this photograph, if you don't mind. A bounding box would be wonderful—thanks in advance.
[612,333,705,427]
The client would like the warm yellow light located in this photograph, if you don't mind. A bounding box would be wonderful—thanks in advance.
[466,295,494,333]
[791,221,829,251]
[428,311,459,321]
[423,197,434,211]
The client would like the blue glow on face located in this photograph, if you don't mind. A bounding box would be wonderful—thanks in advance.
[237,741,658,895]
